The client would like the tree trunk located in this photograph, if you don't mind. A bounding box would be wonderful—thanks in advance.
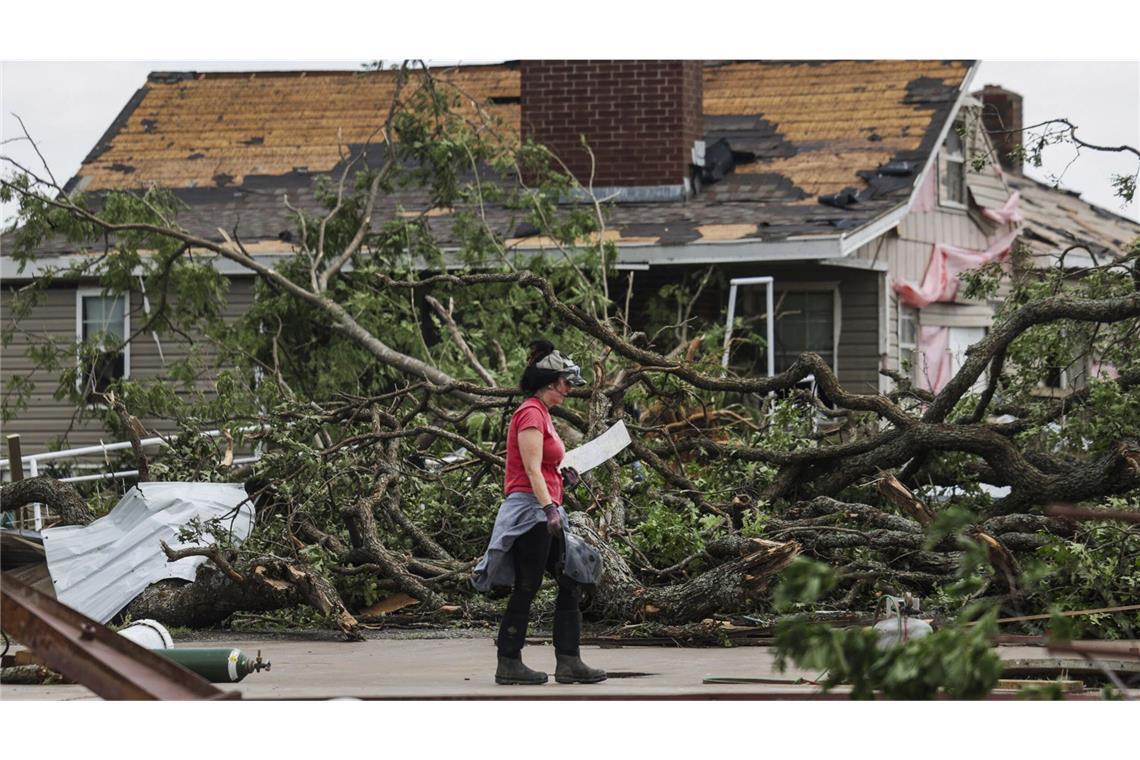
[569,512,800,624]
[0,477,94,526]
[120,560,364,640]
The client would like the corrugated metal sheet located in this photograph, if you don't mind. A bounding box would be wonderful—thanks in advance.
[41,482,254,623]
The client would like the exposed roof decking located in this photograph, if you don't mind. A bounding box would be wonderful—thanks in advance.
[1010,172,1140,261]
[75,66,521,191]
[44,61,974,251]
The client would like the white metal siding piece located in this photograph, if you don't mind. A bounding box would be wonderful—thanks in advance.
[41,482,254,623]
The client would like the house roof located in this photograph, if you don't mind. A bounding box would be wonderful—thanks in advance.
[33,61,977,255]
[1008,172,1140,263]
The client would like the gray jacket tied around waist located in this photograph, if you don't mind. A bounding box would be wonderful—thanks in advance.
[471,491,602,592]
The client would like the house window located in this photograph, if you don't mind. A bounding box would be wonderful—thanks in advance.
[1039,355,1070,395]
[940,127,967,207]
[77,291,129,401]
[775,290,835,372]
[899,304,918,380]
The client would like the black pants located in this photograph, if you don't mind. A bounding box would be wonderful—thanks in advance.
[497,522,581,658]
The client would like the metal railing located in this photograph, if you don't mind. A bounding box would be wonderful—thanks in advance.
[2,429,261,530]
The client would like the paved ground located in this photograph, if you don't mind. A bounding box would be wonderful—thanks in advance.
[2,635,820,700]
[3,632,1137,700]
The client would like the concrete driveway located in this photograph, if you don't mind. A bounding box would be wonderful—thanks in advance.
[2,632,1134,700]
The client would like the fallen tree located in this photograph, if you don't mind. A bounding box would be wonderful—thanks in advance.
[3,63,1138,637]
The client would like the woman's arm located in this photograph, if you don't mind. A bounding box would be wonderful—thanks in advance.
[518,427,553,505]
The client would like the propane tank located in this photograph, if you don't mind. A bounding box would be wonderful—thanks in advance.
[873,594,933,649]
[154,648,271,683]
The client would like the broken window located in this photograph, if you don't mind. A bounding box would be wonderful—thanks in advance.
[775,290,835,372]
[940,127,967,207]
[77,292,128,401]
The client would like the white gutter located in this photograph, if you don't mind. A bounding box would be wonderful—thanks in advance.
[613,235,844,267]
[4,238,846,281]
[1,252,291,281]
[837,202,910,256]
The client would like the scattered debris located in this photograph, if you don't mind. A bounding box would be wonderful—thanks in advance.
[1,573,236,699]
[117,619,174,649]
[0,663,71,685]
[41,482,254,623]
[359,592,420,619]
[995,679,1085,693]
[0,528,45,569]
[1000,657,1140,681]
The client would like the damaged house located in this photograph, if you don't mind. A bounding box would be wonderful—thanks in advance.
[3,60,1139,458]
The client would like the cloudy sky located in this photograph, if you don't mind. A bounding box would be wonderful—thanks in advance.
[3,6,1138,228]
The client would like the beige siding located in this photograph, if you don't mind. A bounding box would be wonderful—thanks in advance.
[921,302,994,328]
[835,269,882,394]
[963,109,1013,210]
[854,131,1013,393]
[1,277,256,456]
[898,207,991,251]
[714,262,882,393]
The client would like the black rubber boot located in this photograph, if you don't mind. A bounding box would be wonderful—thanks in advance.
[495,611,547,685]
[553,609,607,684]
[496,655,548,685]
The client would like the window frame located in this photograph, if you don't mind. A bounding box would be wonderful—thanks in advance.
[772,282,841,376]
[898,301,918,382]
[939,124,968,210]
[75,288,131,401]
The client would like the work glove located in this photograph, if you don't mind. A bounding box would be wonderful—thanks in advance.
[561,466,580,488]
[543,503,563,536]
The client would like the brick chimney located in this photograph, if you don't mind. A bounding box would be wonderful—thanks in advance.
[520,60,704,196]
[976,84,1023,171]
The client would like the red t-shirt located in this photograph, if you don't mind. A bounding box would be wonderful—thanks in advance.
[503,397,565,504]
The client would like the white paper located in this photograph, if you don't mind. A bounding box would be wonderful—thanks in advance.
[560,420,632,475]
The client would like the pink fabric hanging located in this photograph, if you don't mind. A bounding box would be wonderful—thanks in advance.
[916,326,952,393]
[1090,359,1119,380]
[981,191,1023,225]
[893,228,1020,309]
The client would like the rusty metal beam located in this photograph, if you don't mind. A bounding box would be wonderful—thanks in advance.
[1,572,238,700]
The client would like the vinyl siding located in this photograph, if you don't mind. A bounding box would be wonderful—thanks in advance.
[1,278,256,456]
[621,261,881,392]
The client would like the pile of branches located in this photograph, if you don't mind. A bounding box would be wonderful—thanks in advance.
[3,63,1139,639]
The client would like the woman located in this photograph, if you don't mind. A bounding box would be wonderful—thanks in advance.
[471,340,607,685]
